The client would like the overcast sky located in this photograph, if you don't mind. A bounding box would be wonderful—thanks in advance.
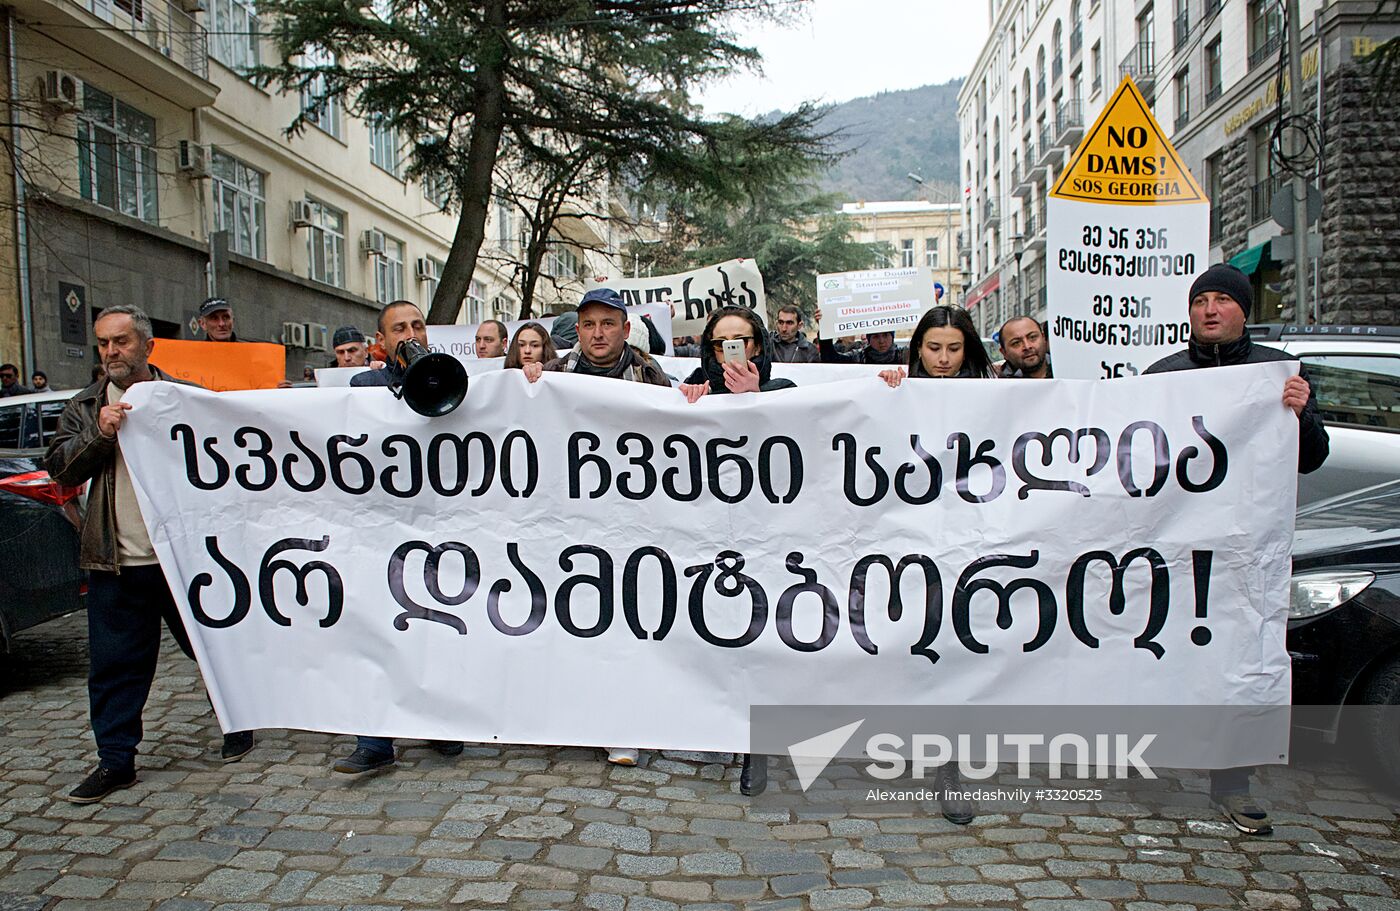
[698,1,993,117]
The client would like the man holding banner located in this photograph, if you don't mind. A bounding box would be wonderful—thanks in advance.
[1146,263,1329,834]
[341,299,465,772]
[46,305,252,803]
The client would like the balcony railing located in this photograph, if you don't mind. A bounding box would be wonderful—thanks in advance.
[1056,98,1085,141]
[1250,174,1286,224]
[1249,33,1282,70]
[1120,41,1156,90]
[1039,123,1057,160]
[1070,24,1083,57]
[1205,83,1222,105]
[1174,10,1190,51]
[1092,73,1102,94]
[1175,109,1190,132]
[984,199,1000,225]
[83,0,209,79]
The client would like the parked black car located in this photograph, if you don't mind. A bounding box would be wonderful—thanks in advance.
[1289,480,1400,782]
[0,390,87,656]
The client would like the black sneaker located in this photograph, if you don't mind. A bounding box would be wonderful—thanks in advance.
[333,747,395,775]
[429,740,464,757]
[68,766,136,804]
[221,731,255,763]
[1214,793,1273,835]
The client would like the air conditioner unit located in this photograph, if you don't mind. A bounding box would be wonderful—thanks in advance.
[177,140,209,178]
[289,200,315,229]
[414,257,435,281]
[39,70,80,113]
[281,321,308,348]
[361,228,386,258]
[305,322,330,351]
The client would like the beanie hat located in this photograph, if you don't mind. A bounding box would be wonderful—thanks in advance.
[332,326,365,348]
[1188,264,1252,314]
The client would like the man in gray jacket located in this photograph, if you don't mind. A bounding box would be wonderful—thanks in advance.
[45,306,253,804]
[769,305,819,363]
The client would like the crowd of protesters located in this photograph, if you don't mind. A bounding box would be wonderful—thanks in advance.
[42,263,1326,836]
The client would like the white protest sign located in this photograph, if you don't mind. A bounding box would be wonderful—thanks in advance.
[589,259,766,338]
[120,364,1297,767]
[817,266,937,337]
[1047,76,1210,379]
[431,303,672,358]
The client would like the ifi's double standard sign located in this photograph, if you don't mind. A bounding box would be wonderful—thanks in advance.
[1046,77,1209,379]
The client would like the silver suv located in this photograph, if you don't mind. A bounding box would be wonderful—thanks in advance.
[1253,325,1400,504]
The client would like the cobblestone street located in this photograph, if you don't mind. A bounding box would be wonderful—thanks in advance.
[2,613,1398,911]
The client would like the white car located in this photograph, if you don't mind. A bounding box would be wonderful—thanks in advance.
[1256,325,1400,505]
[0,388,81,451]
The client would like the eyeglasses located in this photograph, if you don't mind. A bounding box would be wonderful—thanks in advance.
[708,336,755,350]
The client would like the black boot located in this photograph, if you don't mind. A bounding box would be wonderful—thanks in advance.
[936,764,975,825]
[740,753,768,796]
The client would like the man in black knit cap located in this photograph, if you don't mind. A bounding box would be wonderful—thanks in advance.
[1146,262,1329,835]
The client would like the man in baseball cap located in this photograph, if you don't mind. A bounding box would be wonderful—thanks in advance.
[196,297,236,342]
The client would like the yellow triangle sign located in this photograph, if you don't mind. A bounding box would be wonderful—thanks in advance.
[1050,76,1206,205]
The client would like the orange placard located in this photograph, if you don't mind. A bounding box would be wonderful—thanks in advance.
[150,339,287,391]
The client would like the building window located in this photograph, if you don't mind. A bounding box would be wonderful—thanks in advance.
[1091,42,1102,93]
[1206,152,1224,242]
[423,173,451,211]
[369,116,402,178]
[300,46,343,139]
[422,256,444,308]
[209,0,259,74]
[494,194,515,252]
[211,149,266,260]
[465,279,487,324]
[545,241,580,280]
[375,234,406,304]
[925,237,940,269]
[1249,0,1283,69]
[305,197,345,287]
[77,84,158,223]
[1205,38,1223,103]
[1174,68,1190,131]
[900,238,916,268]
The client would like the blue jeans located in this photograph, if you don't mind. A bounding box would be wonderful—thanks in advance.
[356,736,394,758]
[87,566,194,773]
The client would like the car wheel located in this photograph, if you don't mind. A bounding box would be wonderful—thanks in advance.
[1356,658,1400,789]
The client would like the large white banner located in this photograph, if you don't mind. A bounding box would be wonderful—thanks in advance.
[588,259,766,337]
[120,363,1298,764]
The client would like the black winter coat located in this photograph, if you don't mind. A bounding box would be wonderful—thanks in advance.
[1144,335,1329,474]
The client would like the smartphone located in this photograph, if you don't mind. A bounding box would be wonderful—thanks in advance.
[721,339,747,365]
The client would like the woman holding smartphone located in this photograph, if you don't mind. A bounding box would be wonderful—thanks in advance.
[677,306,792,796]
[679,306,795,402]
[878,305,996,387]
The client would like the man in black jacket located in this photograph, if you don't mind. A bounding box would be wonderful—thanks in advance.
[1146,263,1329,836]
[1145,263,1329,473]
[811,308,906,365]
[46,305,253,803]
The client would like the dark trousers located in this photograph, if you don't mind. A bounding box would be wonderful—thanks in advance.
[87,566,195,773]
[1209,766,1253,796]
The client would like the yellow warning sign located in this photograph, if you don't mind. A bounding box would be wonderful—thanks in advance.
[1050,76,1207,205]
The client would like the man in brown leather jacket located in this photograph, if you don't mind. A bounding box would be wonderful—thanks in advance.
[45,305,252,803]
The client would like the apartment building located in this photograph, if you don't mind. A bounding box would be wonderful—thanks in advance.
[839,200,964,307]
[0,0,624,386]
[958,0,1399,336]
